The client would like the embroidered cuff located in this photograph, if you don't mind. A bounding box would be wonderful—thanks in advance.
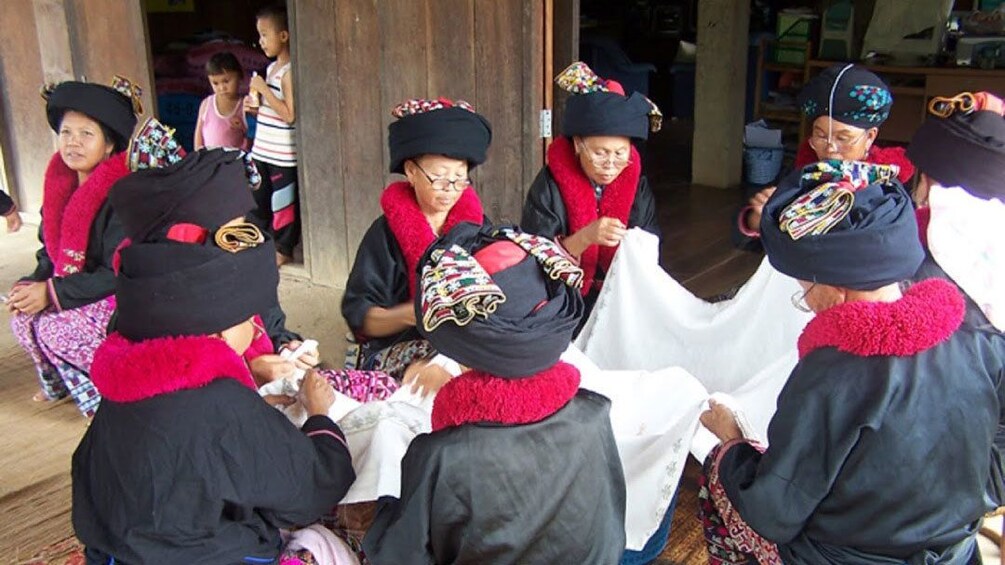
[46,279,63,312]
[736,206,761,239]
[302,415,348,448]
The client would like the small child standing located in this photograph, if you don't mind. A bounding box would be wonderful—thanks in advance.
[193,52,249,151]
[247,3,299,266]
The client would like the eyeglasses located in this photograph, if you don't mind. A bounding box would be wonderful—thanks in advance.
[413,161,471,192]
[807,129,868,152]
[250,318,265,340]
[791,283,816,313]
[576,140,632,169]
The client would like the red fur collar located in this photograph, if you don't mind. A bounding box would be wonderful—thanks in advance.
[915,206,931,250]
[431,361,581,432]
[798,279,964,359]
[794,140,915,184]
[42,152,130,276]
[546,137,640,295]
[380,181,484,298]
[91,332,257,403]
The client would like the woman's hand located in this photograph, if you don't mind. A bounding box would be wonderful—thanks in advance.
[263,394,296,408]
[361,302,416,338]
[563,217,627,257]
[284,340,320,370]
[403,359,452,398]
[8,282,50,314]
[700,399,744,443]
[248,354,296,385]
[301,370,336,417]
[744,186,777,234]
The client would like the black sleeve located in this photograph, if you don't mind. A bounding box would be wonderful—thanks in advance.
[0,190,13,216]
[629,175,661,239]
[362,435,445,565]
[718,361,864,544]
[49,204,123,310]
[261,303,302,350]
[340,218,409,335]
[731,183,768,253]
[239,399,356,527]
[520,167,568,239]
[22,219,55,283]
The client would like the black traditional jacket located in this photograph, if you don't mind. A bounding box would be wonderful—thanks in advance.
[363,362,627,565]
[73,333,355,565]
[718,280,1005,564]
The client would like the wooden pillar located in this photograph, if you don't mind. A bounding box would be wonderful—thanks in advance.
[692,0,750,188]
[552,0,579,138]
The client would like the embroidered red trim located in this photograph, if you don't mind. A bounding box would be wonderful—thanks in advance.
[797,279,964,358]
[546,136,640,295]
[431,361,580,432]
[91,332,257,403]
[380,181,484,298]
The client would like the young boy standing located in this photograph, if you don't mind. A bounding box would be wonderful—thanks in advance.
[247,3,298,266]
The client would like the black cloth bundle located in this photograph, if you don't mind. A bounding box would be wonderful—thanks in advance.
[415,222,584,377]
[798,64,893,128]
[388,106,492,174]
[46,81,137,149]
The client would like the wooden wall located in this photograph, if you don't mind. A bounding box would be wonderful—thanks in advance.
[0,0,153,216]
[292,0,545,287]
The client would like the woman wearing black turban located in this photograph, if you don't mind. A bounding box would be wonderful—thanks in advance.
[8,76,140,418]
[364,222,627,564]
[734,64,915,251]
[341,98,492,392]
[521,62,663,323]
[73,148,356,564]
[699,160,1005,564]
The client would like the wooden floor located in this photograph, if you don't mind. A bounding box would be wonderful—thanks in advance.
[0,172,760,563]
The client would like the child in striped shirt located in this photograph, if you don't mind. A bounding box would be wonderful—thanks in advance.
[247,3,299,266]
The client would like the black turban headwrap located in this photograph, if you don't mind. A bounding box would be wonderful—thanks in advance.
[908,108,1005,201]
[760,160,924,290]
[799,64,893,129]
[563,91,655,140]
[415,222,585,378]
[109,148,279,341]
[387,105,492,174]
[45,81,138,150]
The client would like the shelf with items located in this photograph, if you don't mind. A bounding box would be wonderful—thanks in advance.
[754,38,812,151]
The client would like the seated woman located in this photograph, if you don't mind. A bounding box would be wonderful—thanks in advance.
[341,98,491,386]
[363,222,626,564]
[699,159,1005,564]
[733,63,914,251]
[908,91,1004,335]
[74,148,356,564]
[8,77,140,418]
[521,62,662,320]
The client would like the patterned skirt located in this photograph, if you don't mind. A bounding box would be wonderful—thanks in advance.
[10,296,115,418]
[317,369,399,403]
[697,442,782,565]
[351,337,434,381]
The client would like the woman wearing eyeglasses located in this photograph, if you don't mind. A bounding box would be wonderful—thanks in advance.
[521,62,663,323]
[341,98,492,386]
[734,64,915,251]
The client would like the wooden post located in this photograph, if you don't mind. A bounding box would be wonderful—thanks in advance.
[552,0,579,139]
[32,0,75,85]
[692,0,750,188]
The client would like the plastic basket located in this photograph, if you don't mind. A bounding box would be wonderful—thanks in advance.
[743,146,784,185]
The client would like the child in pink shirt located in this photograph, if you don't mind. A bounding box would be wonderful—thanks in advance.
[194,52,249,150]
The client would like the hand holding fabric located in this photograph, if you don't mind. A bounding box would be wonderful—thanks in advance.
[301,370,336,417]
[248,74,269,96]
[249,354,296,384]
[284,339,320,369]
[403,359,452,398]
[8,281,50,314]
[700,399,744,443]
